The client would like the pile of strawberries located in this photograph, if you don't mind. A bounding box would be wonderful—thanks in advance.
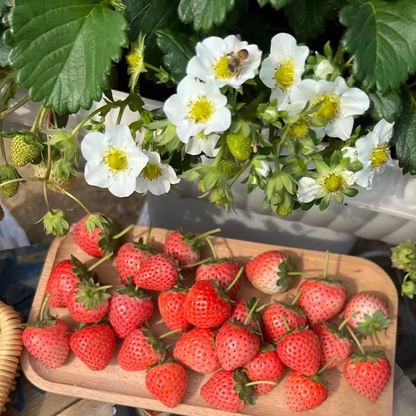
[23,213,393,413]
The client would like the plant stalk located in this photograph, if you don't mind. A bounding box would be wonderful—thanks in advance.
[0,95,30,119]
[88,252,114,272]
[113,224,134,240]
[226,267,244,292]
[346,325,365,355]
[159,328,181,339]
[244,298,260,326]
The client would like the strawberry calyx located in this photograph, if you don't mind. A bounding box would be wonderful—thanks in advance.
[143,327,181,356]
[259,343,276,354]
[227,319,262,336]
[355,310,391,345]
[277,255,303,292]
[276,314,308,342]
[72,319,110,332]
[22,293,57,328]
[116,282,151,299]
[273,299,306,317]
[215,266,244,302]
[232,369,256,405]
[350,351,386,364]
[164,285,189,294]
[305,276,344,286]
[71,255,93,282]
[74,278,112,310]
[133,224,158,254]
[147,357,178,370]
[178,228,221,253]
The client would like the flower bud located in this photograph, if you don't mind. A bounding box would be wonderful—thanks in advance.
[43,209,70,237]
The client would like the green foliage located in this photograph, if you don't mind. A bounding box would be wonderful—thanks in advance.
[178,0,235,32]
[369,91,402,123]
[258,0,288,9]
[341,0,416,93]
[8,0,128,114]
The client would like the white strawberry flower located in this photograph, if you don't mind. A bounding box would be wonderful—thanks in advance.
[185,132,220,157]
[315,59,335,80]
[354,119,394,190]
[289,77,370,141]
[259,33,309,108]
[187,35,262,88]
[163,76,231,144]
[136,150,180,196]
[81,125,148,198]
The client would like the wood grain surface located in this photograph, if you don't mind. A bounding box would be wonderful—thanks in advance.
[21,227,398,416]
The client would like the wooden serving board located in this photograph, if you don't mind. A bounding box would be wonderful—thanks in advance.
[21,227,398,416]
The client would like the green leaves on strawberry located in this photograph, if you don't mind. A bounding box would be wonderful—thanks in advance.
[10,132,43,167]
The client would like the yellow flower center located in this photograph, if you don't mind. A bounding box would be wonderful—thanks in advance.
[126,50,144,74]
[188,97,215,124]
[274,60,295,90]
[322,172,345,193]
[214,56,233,80]
[104,148,128,172]
[312,94,340,121]
[289,119,309,139]
[142,162,162,180]
[370,146,389,169]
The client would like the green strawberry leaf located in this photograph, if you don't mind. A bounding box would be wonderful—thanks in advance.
[178,0,235,32]
[340,0,416,93]
[369,91,402,123]
[156,29,194,85]
[258,0,288,9]
[7,0,128,114]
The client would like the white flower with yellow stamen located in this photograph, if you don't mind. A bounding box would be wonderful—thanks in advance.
[185,133,220,157]
[136,150,180,196]
[163,76,231,143]
[259,33,309,107]
[354,119,394,190]
[187,35,262,88]
[81,125,148,198]
[289,77,370,141]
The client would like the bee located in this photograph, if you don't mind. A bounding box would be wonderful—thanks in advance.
[227,49,249,76]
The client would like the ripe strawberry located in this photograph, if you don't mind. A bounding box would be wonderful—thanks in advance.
[10,133,42,167]
[344,292,390,345]
[226,133,252,161]
[67,279,112,323]
[173,328,220,373]
[298,251,346,327]
[116,227,157,284]
[262,296,307,343]
[70,323,116,371]
[46,259,78,308]
[135,253,179,291]
[23,296,70,369]
[230,297,261,330]
[109,284,153,338]
[245,250,301,295]
[163,229,219,267]
[243,344,284,395]
[158,286,192,333]
[344,352,391,402]
[277,328,321,376]
[146,362,187,408]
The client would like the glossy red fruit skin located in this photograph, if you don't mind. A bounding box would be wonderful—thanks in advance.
[344,356,391,402]
[230,298,258,330]
[173,328,220,374]
[72,214,105,258]
[262,303,307,343]
[200,370,246,412]
[134,254,178,291]
[184,281,231,328]
[243,349,284,395]
[298,280,346,327]
[216,322,260,371]
[277,329,321,376]
[70,324,116,371]
[23,319,70,369]
[196,260,240,299]
[67,288,109,323]
[158,289,191,333]
[118,328,161,371]
[146,363,187,408]
[109,294,154,339]
[285,370,328,412]
[46,260,78,308]
[163,231,200,267]
[314,323,352,369]
[116,243,153,284]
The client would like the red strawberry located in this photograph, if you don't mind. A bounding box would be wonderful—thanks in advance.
[23,296,70,369]
[146,362,187,408]
[243,344,284,395]
[70,323,116,371]
[158,286,192,333]
[163,229,219,267]
[298,251,346,327]
[116,227,157,284]
[109,284,153,338]
[230,297,260,330]
[277,328,321,376]
[262,296,307,343]
[344,292,390,345]
[135,253,179,291]
[67,279,112,323]
[245,250,301,295]
[173,328,220,373]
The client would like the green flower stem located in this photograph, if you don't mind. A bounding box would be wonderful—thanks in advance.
[194,228,221,241]
[39,293,51,321]
[291,291,302,305]
[0,119,8,165]
[338,312,359,331]
[245,381,279,387]
[229,161,251,187]
[273,141,281,170]
[346,325,365,355]
[88,252,114,272]
[256,302,272,313]
[91,285,113,295]
[0,95,30,119]
[30,106,44,133]
[144,62,162,73]
[244,298,260,326]
[56,186,91,215]
[317,355,338,374]
[113,224,134,240]
[371,324,381,346]
[45,110,53,180]
[323,251,330,278]
[38,107,48,132]
[0,177,38,188]
[159,328,181,339]
[281,313,290,332]
[226,267,244,292]
[72,103,115,135]
[145,224,153,245]
[0,70,18,93]
[205,237,218,260]
[287,272,305,276]
[43,181,52,213]
[181,258,211,269]
[212,145,225,168]
[269,125,275,142]
[116,103,126,125]
[344,55,355,68]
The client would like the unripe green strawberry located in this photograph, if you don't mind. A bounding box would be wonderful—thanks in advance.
[0,165,21,198]
[34,163,76,193]
[43,209,71,237]
[226,133,252,161]
[219,159,239,179]
[10,133,42,167]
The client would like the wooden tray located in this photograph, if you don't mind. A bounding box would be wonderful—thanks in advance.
[21,227,398,416]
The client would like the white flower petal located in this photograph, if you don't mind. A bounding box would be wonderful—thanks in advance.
[373,119,394,144]
[185,137,203,155]
[356,133,378,163]
[148,177,171,196]
[325,116,354,141]
[128,148,149,176]
[342,146,359,162]
[270,33,298,62]
[259,57,277,89]
[203,83,227,107]
[331,77,350,95]
[339,87,370,118]
[164,94,188,125]
[84,161,112,188]
[109,173,136,198]
[200,134,220,157]
[177,122,203,143]
[81,132,108,161]
[344,169,355,186]
[289,79,318,106]
[354,162,374,190]
[297,177,321,203]
[162,164,180,184]
[315,60,334,79]
[187,56,211,82]
[204,107,231,134]
[104,124,132,148]
[177,76,200,97]
[136,176,149,194]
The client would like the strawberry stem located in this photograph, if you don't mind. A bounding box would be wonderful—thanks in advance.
[113,224,134,240]
[226,267,244,292]
[87,252,113,272]
[317,355,338,374]
[281,313,290,332]
[287,272,305,276]
[291,291,302,305]
[205,237,218,260]
[244,298,260,326]
[338,312,359,331]
[323,251,330,278]
[181,258,211,269]
[144,224,152,245]
[256,302,272,313]
[193,228,221,242]
[159,328,181,339]
[245,381,279,387]
[39,293,51,321]
[371,324,381,346]
[90,285,112,295]
[346,326,365,355]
